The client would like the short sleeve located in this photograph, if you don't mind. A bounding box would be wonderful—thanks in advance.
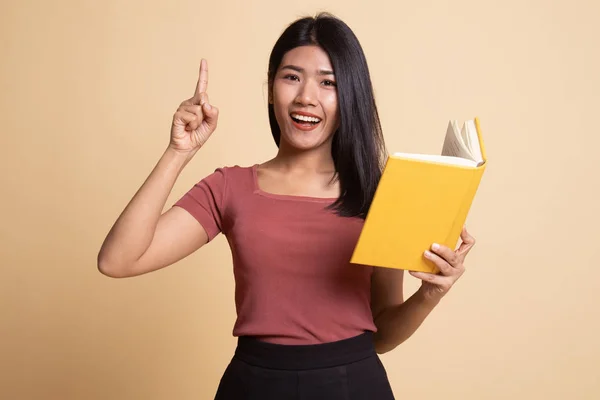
[173,168,228,242]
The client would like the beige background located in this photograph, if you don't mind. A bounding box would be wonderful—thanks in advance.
[1,0,599,398]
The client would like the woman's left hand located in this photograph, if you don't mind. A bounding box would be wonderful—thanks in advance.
[409,226,476,303]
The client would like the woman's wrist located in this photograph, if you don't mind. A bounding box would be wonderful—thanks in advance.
[415,286,443,308]
[163,145,198,172]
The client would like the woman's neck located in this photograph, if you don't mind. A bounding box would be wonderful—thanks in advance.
[271,142,335,174]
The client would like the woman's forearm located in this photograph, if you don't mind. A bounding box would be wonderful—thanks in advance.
[97,146,194,270]
[373,288,440,354]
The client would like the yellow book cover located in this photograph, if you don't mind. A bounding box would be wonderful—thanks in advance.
[350,117,487,273]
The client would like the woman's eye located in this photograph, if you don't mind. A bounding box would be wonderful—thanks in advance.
[323,80,337,87]
[284,74,300,81]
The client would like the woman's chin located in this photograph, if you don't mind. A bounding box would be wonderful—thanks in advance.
[280,129,333,152]
[282,136,330,152]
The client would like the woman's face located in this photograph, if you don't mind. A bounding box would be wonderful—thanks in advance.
[271,45,339,152]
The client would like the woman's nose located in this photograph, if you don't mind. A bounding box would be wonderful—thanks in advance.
[295,81,318,106]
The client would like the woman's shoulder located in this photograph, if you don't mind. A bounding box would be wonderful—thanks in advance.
[219,163,257,173]
[202,163,258,194]
[214,163,257,181]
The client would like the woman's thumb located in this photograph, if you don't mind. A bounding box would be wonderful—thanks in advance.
[203,102,218,126]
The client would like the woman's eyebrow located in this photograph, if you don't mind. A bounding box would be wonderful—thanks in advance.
[281,65,335,76]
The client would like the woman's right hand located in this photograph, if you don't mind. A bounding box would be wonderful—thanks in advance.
[169,59,219,153]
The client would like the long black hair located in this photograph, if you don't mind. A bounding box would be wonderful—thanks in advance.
[267,12,387,219]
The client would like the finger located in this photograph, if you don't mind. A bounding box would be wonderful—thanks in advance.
[174,110,197,127]
[199,92,209,106]
[429,243,460,269]
[424,249,454,275]
[202,104,219,129]
[461,226,475,244]
[194,59,209,97]
[190,91,209,107]
[179,105,203,127]
[187,119,200,131]
[180,100,207,131]
[457,226,476,256]
[179,104,202,115]
[180,97,195,107]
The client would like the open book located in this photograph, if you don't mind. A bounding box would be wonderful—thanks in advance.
[394,119,484,168]
[350,117,487,273]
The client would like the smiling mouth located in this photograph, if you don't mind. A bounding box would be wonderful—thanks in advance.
[290,113,322,126]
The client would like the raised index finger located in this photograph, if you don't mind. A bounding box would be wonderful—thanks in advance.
[195,59,209,96]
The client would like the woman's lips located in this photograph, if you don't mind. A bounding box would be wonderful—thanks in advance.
[289,111,322,131]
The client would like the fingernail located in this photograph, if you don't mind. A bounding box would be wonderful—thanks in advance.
[424,250,433,258]
[432,243,440,250]
[204,103,212,110]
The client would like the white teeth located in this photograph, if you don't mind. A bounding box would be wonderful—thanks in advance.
[291,113,321,123]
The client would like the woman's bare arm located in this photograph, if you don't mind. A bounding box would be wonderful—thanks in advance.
[97,148,208,278]
[97,59,219,278]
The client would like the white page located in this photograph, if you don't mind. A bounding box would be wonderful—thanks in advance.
[441,121,475,161]
[465,120,483,163]
[391,152,479,167]
[460,122,473,154]
[391,119,482,168]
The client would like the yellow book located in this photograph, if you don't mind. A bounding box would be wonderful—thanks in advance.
[350,117,487,273]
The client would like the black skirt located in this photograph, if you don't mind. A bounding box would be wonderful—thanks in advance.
[214,331,396,399]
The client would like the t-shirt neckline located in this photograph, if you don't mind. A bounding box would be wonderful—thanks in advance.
[251,164,338,203]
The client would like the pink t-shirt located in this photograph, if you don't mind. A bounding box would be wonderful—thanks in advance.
[173,164,377,345]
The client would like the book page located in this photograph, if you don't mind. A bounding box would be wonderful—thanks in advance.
[441,121,475,161]
[391,153,479,167]
[465,120,484,163]
[460,122,472,152]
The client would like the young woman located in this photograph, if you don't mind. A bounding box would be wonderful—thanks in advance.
[98,12,476,400]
